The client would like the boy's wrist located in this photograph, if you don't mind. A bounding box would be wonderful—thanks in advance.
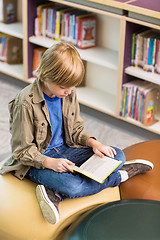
[43,156,52,168]
[87,137,97,147]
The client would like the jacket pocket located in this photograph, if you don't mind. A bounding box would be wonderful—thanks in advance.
[34,120,48,141]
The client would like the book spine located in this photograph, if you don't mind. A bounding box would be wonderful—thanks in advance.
[134,35,139,67]
[34,17,39,37]
[152,38,157,68]
[55,10,60,41]
[131,33,136,66]
[1,37,7,61]
[119,85,124,117]
[155,39,160,74]
[32,48,40,74]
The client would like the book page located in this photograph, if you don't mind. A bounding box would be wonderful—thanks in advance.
[73,154,122,183]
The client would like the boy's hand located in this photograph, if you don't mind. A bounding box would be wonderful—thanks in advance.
[43,157,75,173]
[87,138,116,158]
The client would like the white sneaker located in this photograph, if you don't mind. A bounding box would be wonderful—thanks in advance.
[36,185,61,224]
[120,159,153,179]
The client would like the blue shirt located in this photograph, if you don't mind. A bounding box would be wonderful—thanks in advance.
[43,92,64,154]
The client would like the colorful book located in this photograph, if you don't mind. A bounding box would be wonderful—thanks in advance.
[77,15,97,49]
[32,47,46,76]
[36,3,54,36]
[120,79,159,126]
[3,0,17,23]
[0,34,22,64]
[141,87,159,126]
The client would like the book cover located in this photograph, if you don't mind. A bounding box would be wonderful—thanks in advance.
[6,37,22,64]
[73,154,122,184]
[0,33,10,62]
[3,0,17,23]
[142,87,159,126]
[77,15,97,49]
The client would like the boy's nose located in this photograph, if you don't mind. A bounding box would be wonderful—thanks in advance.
[65,88,72,94]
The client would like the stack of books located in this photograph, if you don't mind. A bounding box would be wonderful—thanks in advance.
[34,3,97,49]
[120,79,159,126]
[131,29,160,74]
[0,33,22,64]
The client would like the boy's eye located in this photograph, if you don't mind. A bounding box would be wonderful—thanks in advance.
[60,86,66,89]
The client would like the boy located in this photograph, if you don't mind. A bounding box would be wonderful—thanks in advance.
[0,43,153,224]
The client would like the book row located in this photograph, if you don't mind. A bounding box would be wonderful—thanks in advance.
[34,3,97,49]
[0,33,22,64]
[131,29,160,74]
[120,79,159,126]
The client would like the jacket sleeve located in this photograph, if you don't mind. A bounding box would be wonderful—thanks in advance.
[9,98,46,169]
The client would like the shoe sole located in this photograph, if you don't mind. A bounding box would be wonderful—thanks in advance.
[36,185,60,224]
[124,159,153,169]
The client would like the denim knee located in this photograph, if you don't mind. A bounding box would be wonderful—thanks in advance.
[111,146,126,171]
[58,179,85,199]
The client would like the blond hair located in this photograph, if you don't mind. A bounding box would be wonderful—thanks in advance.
[37,42,85,87]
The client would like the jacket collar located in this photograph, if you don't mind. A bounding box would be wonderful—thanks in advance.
[32,78,45,104]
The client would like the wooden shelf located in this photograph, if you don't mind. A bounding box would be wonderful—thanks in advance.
[0,62,24,80]
[119,116,160,135]
[125,66,160,86]
[29,36,118,70]
[77,86,116,115]
[0,22,23,39]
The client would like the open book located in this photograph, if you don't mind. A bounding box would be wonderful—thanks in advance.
[73,154,122,183]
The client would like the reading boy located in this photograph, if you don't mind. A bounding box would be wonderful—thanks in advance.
[0,42,153,224]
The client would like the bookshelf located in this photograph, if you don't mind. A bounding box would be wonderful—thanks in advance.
[1,0,160,135]
[0,0,28,81]
[27,1,122,116]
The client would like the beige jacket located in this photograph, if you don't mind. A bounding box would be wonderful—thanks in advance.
[0,78,91,179]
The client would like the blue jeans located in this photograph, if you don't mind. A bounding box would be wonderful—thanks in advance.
[26,145,126,200]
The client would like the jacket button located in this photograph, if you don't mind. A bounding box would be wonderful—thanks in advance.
[41,122,45,126]
[72,112,74,116]
[29,94,33,97]
[20,174,23,178]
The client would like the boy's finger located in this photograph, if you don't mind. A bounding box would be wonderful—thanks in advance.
[95,149,104,158]
[63,161,74,172]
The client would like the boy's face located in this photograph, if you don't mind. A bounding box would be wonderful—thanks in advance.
[43,82,73,98]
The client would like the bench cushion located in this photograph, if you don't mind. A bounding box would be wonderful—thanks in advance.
[0,173,120,240]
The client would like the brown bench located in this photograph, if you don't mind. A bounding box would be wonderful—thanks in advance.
[120,140,160,201]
